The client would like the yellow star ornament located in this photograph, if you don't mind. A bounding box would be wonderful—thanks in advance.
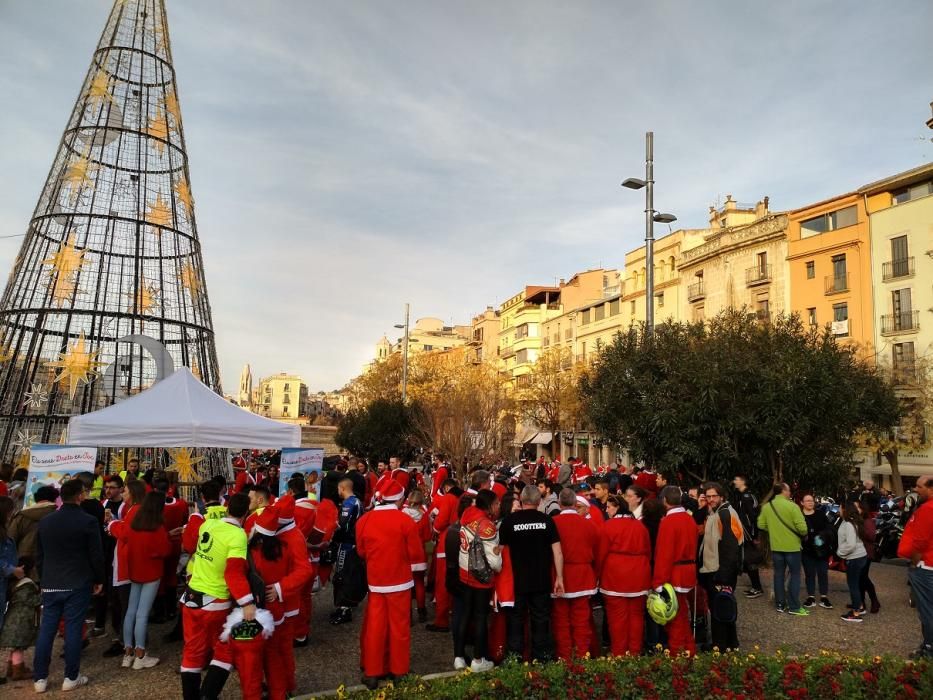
[169,447,203,483]
[179,261,201,298]
[49,276,78,308]
[42,232,88,279]
[146,194,173,231]
[61,155,99,203]
[46,332,105,399]
[162,90,181,124]
[127,280,159,314]
[174,176,194,216]
[146,110,170,155]
[0,344,13,364]
[85,69,114,110]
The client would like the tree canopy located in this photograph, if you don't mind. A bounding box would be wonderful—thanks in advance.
[580,310,899,495]
[334,398,422,463]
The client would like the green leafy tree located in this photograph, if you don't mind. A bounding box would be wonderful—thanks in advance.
[581,309,898,495]
[335,398,421,463]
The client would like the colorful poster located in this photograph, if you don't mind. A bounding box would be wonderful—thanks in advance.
[25,444,98,507]
[279,447,324,498]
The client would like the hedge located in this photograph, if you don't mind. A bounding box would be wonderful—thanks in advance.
[331,650,931,699]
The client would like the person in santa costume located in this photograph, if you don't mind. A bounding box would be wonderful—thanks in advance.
[232,455,258,496]
[152,476,188,625]
[230,505,313,700]
[270,494,312,695]
[597,494,651,656]
[429,459,450,503]
[402,489,432,624]
[551,489,598,660]
[633,465,659,497]
[179,493,256,700]
[285,474,324,647]
[426,479,462,632]
[355,477,425,689]
[652,486,698,655]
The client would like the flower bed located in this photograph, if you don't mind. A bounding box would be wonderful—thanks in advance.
[335,650,931,699]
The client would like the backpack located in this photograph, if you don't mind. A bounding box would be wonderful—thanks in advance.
[467,526,493,584]
[814,509,840,558]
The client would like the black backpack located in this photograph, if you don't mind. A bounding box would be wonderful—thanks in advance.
[467,527,493,584]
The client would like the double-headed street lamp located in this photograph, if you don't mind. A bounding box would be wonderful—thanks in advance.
[393,303,411,403]
[622,131,677,336]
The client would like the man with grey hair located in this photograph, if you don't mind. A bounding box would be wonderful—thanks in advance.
[499,484,563,661]
[468,469,491,495]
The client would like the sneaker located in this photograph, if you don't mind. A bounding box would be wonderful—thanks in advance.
[293,637,309,648]
[803,596,816,608]
[787,607,810,616]
[34,679,48,694]
[62,676,89,691]
[89,626,107,638]
[121,654,134,668]
[841,611,863,623]
[819,597,833,609]
[417,607,428,623]
[909,644,933,660]
[870,600,880,614]
[775,603,786,613]
[453,656,467,670]
[744,589,763,599]
[471,658,494,673]
[132,655,160,670]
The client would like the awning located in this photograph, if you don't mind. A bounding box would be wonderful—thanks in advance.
[511,427,538,447]
[531,432,553,445]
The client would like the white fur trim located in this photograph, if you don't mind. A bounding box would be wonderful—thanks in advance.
[219,607,276,642]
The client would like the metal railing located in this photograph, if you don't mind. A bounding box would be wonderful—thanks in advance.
[824,273,850,295]
[881,311,920,335]
[745,264,772,286]
[882,257,914,282]
[687,281,706,302]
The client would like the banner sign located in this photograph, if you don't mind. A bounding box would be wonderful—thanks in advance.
[26,444,98,507]
[279,447,324,499]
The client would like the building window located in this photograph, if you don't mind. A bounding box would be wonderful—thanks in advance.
[757,251,768,272]
[283,383,290,392]
[282,406,288,416]
[832,302,849,337]
[283,394,290,404]
[800,205,858,237]
[581,309,591,325]
[755,296,770,320]
[594,304,605,321]
[581,341,587,361]
[423,344,433,351]
[893,180,933,205]
[894,342,916,380]
[657,292,664,307]
[609,299,620,316]
[831,253,847,281]
[516,349,528,364]
[807,307,817,326]
[805,261,815,279]
[630,300,636,315]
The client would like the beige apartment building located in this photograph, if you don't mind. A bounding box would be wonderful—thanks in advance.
[468,306,501,364]
[368,317,471,371]
[679,196,789,322]
[252,373,310,420]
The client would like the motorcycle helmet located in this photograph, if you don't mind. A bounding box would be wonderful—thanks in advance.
[647,583,679,625]
[711,588,738,623]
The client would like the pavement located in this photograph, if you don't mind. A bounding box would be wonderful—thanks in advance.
[3,560,922,698]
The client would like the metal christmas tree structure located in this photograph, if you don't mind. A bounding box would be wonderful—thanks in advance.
[0,0,221,465]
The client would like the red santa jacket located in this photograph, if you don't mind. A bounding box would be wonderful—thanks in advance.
[120,525,171,584]
[898,498,933,567]
[356,504,424,593]
[652,507,698,592]
[251,535,314,624]
[552,510,598,597]
[162,496,188,552]
[634,470,658,496]
[430,465,449,502]
[403,505,432,548]
[107,503,139,585]
[494,546,515,608]
[233,469,256,495]
[364,471,378,508]
[391,468,410,492]
[430,492,459,537]
[597,515,651,596]
[276,523,312,616]
[573,464,594,484]
[309,499,338,563]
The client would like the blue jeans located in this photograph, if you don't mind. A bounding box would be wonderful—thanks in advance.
[34,587,93,682]
[772,551,802,610]
[844,556,868,610]
[908,567,933,647]
[802,552,829,597]
[123,580,160,651]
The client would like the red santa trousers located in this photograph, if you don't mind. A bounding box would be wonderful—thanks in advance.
[213,635,265,700]
[413,572,426,610]
[360,590,411,678]
[265,621,294,699]
[278,616,297,693]
[488,609,508,663]
[551,597,592,660]
[432,556,451,628]
[665,592,696,656]
[294,579,313,640]
[180,606,228,673]
[604,596,644,656]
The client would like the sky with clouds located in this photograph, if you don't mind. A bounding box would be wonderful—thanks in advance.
[0,0,931,392]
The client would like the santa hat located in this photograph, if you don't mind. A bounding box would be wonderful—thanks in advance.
[375,478,404,503]
[220,607,275,642]
[576,495,590,508]
[276,494,295,525]
[253,506,279,537]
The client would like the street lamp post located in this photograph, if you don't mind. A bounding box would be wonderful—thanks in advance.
[394,303,410,403]
[622,132,677,336]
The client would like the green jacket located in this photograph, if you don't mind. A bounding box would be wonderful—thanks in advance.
[756,495,807,552]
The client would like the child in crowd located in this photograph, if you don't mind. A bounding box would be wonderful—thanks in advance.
[0,556,40,684]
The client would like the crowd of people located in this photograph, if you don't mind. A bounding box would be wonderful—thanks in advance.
[0,454,930,697]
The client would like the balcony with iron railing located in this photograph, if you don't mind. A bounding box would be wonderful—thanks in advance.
[500,346,515,359]
[882,257,915,282]
[824,273,850,295]
[881,311,920,335]
[745,264,772,286]
[893,363,918,386]
[687,281,706,302]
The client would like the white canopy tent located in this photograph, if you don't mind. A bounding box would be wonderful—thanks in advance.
[68,367,300,448]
